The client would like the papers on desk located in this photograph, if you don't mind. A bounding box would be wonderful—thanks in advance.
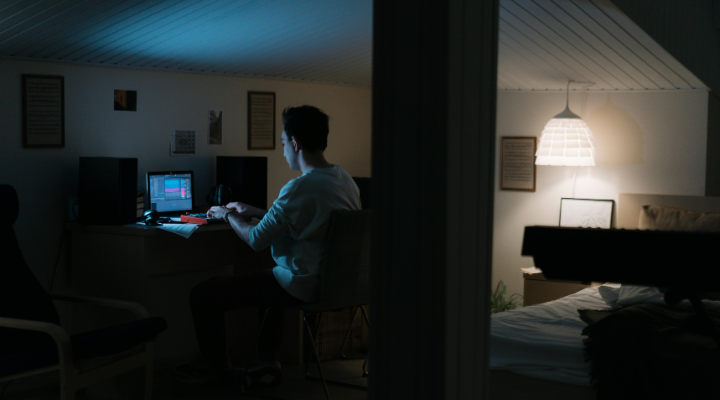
[521,266,543,275]
[159,223,199,238]
[135,222,199,238]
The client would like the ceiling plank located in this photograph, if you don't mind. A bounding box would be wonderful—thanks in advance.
[503,0,629,89]
[590,0,705,89]
[536,0,657,89]
[500,6,614,89]
[0,0,708,90]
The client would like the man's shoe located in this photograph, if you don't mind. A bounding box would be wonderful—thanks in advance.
[241,361,283,390]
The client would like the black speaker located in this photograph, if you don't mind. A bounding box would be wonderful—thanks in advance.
[216,156,267,209]
[78,157,138,225]
[352,177,372,209]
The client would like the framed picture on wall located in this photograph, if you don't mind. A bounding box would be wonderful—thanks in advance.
[500,136,536,191]
[22,74,65,148]
[247,91,276,150]
[208,109,223,145]
[114,89,137,111]
[559,198,614,229]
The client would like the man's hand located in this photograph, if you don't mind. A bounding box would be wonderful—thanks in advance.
[225,202,266,219]
[209,204,255,247]
[207,206,230,220]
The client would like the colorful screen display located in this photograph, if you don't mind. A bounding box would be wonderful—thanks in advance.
[147,172,193,213]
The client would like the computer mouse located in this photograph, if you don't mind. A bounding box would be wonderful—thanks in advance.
[143,209,161,226]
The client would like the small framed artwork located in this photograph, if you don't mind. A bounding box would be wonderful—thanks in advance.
[501,136,536,191]
[247,91,276,150]
[114,90,137,111]
[559,198,614,229]
[208,109,222,145]
[22,74,65,148]
[170,130,196,156]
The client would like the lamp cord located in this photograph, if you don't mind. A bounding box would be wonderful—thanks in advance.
[567,80,595,114]
[572,166,577,198]
[566,80,570,109]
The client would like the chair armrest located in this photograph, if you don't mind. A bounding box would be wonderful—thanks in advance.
[50,293,150,319]
[0,316,74,366]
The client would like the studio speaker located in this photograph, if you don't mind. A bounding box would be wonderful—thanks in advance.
[78,157,138,225]
[216,156,267,209]
[352,177,372,209]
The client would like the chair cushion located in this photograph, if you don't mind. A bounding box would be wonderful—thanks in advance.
[0,317,167,377]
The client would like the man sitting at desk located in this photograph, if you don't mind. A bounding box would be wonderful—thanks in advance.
[173,105,361,388]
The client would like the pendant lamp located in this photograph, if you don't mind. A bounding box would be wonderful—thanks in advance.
[535,82,595,166]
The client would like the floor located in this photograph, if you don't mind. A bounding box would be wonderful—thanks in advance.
[1,359,368,400]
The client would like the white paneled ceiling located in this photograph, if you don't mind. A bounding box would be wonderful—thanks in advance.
[497,0,706,91]
[0,0,373,86]
[0,0,707,91]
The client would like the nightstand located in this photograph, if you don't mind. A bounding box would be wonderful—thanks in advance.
[522,268,602,306]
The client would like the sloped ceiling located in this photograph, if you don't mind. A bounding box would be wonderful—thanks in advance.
[497,0,705,91]
[0,0,707,91]
[0,0,373,86]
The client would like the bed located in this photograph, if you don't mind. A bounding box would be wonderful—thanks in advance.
[488,193,720,400]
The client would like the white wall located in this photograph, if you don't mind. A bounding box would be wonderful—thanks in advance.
[0,59,372,289]
[493,89,709,297]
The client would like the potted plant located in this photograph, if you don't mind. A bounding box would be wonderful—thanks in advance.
[491,280,523,313]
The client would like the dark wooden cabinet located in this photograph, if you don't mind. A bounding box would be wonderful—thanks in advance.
[523,270,601,307]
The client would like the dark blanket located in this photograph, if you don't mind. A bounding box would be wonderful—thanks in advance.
[579,304,720,400]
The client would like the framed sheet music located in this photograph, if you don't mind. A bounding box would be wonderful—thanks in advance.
[22,74,65,148]
[247,91,276,150]
[501,136,536,191]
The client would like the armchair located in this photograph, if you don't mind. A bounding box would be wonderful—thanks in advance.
[0,184,167,400]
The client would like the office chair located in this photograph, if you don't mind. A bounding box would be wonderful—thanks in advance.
[0,184,167,400]
[258,209,371,400]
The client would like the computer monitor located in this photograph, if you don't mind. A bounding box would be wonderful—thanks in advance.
[146,171,194,214]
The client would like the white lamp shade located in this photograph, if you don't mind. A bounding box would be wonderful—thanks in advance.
[535,117,595,166]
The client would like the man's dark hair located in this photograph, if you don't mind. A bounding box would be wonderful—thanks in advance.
[282,106,329,152]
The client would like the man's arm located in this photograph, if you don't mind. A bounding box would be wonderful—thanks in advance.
[225,201,267,219]
[207,205,285,251]
[207,206,256,246]
[225,211,254,246]
[209,183,296,251]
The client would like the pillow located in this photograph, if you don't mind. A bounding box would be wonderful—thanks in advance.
[597,282,621,307]
[639,205,720,232]
[615,284,665,307]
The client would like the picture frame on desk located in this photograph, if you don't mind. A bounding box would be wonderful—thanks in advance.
[559,198,614,229]
[22,74,65,148]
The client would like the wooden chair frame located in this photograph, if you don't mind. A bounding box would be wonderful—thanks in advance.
[302,305,370,398]
[0,293,157,400]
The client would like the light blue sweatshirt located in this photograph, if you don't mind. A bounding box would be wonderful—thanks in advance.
[247,165,361,302]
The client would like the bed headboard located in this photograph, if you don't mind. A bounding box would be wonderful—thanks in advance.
[617,193,720,229]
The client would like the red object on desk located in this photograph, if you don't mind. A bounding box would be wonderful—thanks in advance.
[180,215,210,225]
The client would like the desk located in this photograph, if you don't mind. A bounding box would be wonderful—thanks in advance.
[66,222,303,367]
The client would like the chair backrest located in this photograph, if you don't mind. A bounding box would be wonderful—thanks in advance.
[310,209,371,312]
[0,184,60,355]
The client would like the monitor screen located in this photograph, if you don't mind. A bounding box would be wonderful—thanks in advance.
[146,171,194,214]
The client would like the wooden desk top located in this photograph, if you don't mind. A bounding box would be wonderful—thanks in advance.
[65,221,235,237]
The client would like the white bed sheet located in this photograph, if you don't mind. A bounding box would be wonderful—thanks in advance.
[490,286,612,386]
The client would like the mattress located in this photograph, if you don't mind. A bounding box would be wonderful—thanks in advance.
[489,286,612,386]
